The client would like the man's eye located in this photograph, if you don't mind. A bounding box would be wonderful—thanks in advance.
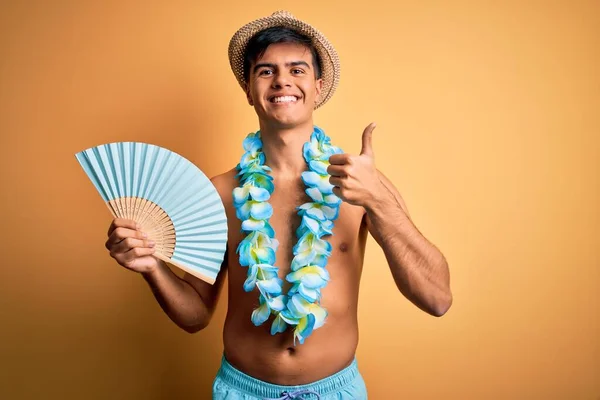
[259,70,273,76]
[292,69,304,74]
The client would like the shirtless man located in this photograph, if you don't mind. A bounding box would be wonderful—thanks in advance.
[104,11,452,399]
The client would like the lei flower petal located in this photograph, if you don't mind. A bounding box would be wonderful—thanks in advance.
[251,173,275,192]
[249,201,273,219]
[297,284,320,302]
[308,160,329,175]
[308,303,327,329]
[318,220,334,236]
[279,309,299,324]
[235,201,251,220]
[305,187,323,202]
[249,186,270,201]
[291,249,316,271]
[287,265,330,289]
[294,313,316,345]
[251,296,271,326]
[301,171,335,194]
[243,134,262,153]
[241,218,265,231]
[312,254,328,267]
[296,215,320,236]
[267,295,287,312]
[243,264,259,292]
[257,277,283,296]
[233,185,250,206]
[323,193,342,207]
[271,313,288,334]
[287,293,312,318]
[258,221,275,237]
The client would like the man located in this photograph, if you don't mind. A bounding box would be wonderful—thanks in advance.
[104,11,452,399]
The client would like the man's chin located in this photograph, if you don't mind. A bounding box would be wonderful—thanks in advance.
[263,113,309,129]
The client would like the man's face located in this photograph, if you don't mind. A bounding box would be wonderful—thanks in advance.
[245,42,323,128]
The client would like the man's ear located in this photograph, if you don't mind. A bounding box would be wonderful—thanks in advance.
[245,83,254,106]
[314,78,323,104]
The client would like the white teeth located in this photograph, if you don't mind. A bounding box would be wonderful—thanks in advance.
[272,96,297,103]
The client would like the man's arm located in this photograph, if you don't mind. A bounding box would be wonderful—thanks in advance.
[365,170,452,317]
[106,217,228,333]
[328,124,452,316]
[142,257,227,333]
[141,173,230,332]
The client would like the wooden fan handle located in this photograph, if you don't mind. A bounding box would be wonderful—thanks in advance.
[107,197,176,258]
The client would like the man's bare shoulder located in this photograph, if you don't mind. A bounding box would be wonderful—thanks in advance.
[210,168,238,205]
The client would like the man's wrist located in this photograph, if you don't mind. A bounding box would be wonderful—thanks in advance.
[365,182,396,215]
[142,258,166,280]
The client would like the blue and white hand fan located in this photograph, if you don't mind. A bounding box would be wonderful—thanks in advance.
[75,142,227,285]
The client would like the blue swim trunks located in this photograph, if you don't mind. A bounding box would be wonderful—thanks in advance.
[212,355,368,399]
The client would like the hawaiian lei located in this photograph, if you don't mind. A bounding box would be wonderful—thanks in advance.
[233,126,343,345]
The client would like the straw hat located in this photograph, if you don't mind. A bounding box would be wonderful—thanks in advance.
[228,10,340,109]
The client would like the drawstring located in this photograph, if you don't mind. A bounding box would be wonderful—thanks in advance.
[267,389,321,399]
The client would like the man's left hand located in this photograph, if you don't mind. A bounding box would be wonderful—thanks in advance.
[327,123,387,209]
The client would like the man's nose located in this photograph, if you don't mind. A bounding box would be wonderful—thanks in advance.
[271,72,292,88]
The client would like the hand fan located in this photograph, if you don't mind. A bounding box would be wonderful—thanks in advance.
[75,142,228,285]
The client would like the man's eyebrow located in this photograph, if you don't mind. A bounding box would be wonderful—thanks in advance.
[288,61,311,69]
[252,60,312,73]
[253,63,276,73]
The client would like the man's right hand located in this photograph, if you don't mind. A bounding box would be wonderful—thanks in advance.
[105,218,159,274]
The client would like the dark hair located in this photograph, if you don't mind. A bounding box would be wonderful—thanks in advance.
[243,26,322,83]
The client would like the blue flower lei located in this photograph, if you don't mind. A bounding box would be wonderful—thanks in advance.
[233,126,344,345]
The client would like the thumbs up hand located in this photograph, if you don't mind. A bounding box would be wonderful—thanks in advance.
[327,123,386,208]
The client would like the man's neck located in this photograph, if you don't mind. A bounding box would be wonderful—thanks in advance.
[258,120,315,177]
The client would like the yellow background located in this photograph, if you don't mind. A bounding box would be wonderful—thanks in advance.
[1,1,598,399]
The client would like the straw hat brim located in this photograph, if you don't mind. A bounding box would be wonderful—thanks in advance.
[228,10,340,110]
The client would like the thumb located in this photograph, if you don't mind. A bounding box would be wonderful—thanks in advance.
[360,122,376,156]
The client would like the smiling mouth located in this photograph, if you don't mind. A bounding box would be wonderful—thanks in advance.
[269,95,300,104]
